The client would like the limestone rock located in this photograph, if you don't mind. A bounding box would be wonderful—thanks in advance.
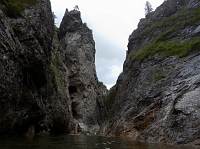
[101,0,200,145]
[59,9,107,132]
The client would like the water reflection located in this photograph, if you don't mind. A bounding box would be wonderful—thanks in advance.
[0,134,195,149]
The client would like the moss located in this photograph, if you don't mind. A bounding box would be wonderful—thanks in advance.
[103,88,117,118]
[153,71,165,82]
[0,0,37,18]
[105,89,116,109]
[140,8,200,41]
[128,7,200,62]
[130,37,200,61]
[50,52,65,94]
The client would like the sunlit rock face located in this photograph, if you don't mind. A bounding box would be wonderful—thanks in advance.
[0,0,107,135]
[100,0,200,145]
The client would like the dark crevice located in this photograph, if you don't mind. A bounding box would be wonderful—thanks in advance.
[71,102,81,119]
[69,86,77,94]
[22,60,47,90]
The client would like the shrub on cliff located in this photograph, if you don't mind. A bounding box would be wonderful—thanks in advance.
[0,0,37,17]
[129,7,200,61]
[131,37,200,61]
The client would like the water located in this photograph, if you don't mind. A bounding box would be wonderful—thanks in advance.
[0,134,196,149]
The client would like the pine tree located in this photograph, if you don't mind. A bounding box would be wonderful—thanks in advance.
[145,1,153,16]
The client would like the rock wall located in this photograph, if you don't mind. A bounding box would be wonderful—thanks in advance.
[2,0,199,145]
[0,0,106,135]
[0,0,74,135]
[58,9,107,132]
[101,0,200,145]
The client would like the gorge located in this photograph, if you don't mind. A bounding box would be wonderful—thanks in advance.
[0,0,200,147]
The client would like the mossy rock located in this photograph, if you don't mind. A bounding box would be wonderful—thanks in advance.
[140,8,200,42]
[130,37,200,61]
[153,71,166,82]
[128,7,200,62]
[50,51,65,95]
[0,0,37,18]
[103,88,117,118]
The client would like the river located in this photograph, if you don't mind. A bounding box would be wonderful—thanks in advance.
[0,134,196,149]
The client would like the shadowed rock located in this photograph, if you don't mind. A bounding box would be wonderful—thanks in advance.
[0,0,107,135]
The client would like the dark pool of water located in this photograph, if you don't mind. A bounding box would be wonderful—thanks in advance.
[0,134,196,149]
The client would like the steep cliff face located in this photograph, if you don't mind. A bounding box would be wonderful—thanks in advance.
[0,0,74,135]
[58,9,107,132]
[0,0,106,135]
[102,0,200,145]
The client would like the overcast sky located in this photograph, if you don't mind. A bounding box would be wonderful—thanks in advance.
[50,0,164,89]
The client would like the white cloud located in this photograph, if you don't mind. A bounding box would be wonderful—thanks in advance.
[50,0,164,88]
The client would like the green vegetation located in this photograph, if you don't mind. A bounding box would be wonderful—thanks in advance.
[132,37,200,61]
[50,52,65,94]
[153,71,165,82]
[105,88,116,110]
[0,0,37,17]
[103,88,117,118]
[141,8,200,41]
[129,8,200,61]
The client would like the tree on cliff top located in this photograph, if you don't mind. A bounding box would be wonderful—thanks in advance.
[74,5,79,11]
[145,1,153,16]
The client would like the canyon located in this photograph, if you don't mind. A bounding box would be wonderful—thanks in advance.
[0,0,199,146]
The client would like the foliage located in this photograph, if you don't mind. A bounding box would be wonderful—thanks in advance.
[105,88,116,109]
[129,7,200,61]
[141,8,200,41]
[131,37,200,61]
[0,0,37,17]
[153,71,165,82]
[103,88,117,118]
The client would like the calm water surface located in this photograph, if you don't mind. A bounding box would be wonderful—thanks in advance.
[0,135,196,149]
